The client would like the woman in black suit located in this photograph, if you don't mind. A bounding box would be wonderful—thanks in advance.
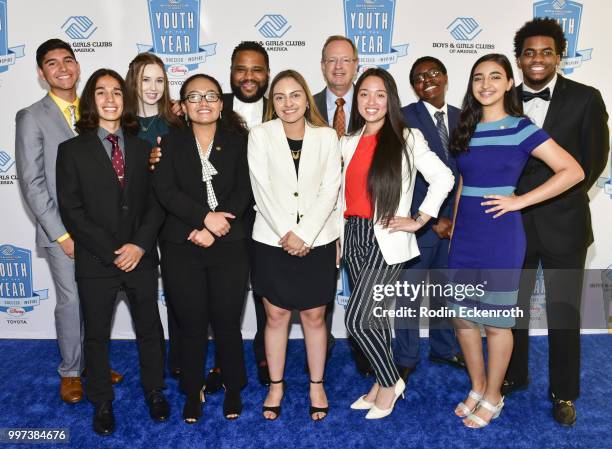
[153,73,251,423]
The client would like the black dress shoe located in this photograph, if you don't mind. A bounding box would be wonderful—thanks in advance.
[145,388,170,422]
[552,399,577,426]
[500,378,529,397]
[204,368,223,394]
[429,353,467,370]
[257,361,271,386]
[93,401,115,436]
[396,364,415,382]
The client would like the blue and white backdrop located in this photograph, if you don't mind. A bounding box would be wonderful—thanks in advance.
[0,0,610,338]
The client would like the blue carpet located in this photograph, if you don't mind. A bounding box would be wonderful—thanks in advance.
[0,336,610,449]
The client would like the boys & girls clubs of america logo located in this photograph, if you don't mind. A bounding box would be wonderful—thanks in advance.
[0,245,48,323]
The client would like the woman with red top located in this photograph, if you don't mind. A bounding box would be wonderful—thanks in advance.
[339,68,454,419]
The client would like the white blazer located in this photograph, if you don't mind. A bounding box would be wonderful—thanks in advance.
[248,118,341,247]
[339,127,454,265]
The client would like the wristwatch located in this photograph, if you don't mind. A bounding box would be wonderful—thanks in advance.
[412,212,425,225]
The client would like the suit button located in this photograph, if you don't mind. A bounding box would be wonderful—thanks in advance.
[122,205,129,211]
[299,214,304,218]
[293,192,298,197]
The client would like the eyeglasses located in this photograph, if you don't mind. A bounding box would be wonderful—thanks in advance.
[183,91,221,103]
[323,57,357,66]
[413,69,443,83]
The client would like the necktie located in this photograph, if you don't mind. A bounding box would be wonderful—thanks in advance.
[434,111,450,161]
[333,97,346,138]
[67,105,77,132]
[521,88,551,102]
[195,139,219,211]
[105,134,125,188]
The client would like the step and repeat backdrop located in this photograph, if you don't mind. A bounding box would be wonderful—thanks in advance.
[1,0,610,338]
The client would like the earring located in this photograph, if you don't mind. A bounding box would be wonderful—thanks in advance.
[220,111,223,119]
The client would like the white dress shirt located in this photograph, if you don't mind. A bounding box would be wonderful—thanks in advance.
[522,74,557,128]
[325,86,354,131]
[233,96,264,129]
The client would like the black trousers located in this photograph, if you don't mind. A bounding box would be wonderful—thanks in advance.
[162,240,249,396]
[506,217,587,400]
[78,269,165,404]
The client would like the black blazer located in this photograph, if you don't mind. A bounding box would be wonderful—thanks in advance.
[153,126,251,244]
[56,131,163,277]
[517,75,609,253]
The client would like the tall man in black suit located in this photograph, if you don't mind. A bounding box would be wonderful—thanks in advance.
[57,69,168,435]
[204,41,271,391]
[394,57,465,383]
[504,18,609,426]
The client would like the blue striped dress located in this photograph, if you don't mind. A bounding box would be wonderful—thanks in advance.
[448,116,549,327]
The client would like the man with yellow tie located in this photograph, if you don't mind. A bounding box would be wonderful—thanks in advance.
[15,39,122,404]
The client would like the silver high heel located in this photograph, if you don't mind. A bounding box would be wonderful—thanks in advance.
[365,378,405,420]
[455,390,483,418]
[463,397,505,428]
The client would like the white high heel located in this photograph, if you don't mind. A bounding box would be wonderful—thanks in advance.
[350,395,375,410]
[365,378,406,419]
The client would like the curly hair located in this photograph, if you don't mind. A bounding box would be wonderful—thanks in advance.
[231,41,269,69]
[513,17,567,58]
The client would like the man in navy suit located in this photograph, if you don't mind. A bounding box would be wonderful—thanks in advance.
[394,57,465,381]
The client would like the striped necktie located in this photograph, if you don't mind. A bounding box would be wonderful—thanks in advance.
[434,110,450,161]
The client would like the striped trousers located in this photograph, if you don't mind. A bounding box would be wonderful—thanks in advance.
[343,217,402,387]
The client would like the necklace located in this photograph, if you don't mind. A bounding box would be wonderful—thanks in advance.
[140,115,158,133]
[291,149,301,160]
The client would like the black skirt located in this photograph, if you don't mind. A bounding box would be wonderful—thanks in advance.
[251,240,337,311]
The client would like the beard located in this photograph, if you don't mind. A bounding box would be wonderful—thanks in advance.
[231,78,269,103]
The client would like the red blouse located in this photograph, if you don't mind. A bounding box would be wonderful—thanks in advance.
[344,133,377,219]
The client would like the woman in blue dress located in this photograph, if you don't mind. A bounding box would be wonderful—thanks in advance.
[448,54,583,428]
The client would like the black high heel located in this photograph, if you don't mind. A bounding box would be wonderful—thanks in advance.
[223,386,242,420]
[183,388,205,424]
[309,379,329,421]
[262,379,285,420]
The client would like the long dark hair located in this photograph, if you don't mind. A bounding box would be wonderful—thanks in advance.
[264,69,327,126]
[450,53,522,153]
[179,73,247,136]
[76,68,139,135]
[125,53,183,129]
[348,68,410,225]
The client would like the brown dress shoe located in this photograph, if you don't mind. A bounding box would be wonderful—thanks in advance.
[60,377,83,404]
[110,370,124,385]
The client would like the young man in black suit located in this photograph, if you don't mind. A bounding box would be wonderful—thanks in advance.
[57,69,168,435]
[504,18,609,426]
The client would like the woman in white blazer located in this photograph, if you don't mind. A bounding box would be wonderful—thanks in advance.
[248,70,341,421]
[340,68,454,419]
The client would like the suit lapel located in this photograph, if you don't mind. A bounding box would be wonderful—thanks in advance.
[416,101,445,155]
[542,75,567,133]
[86,132,122,191]
[271,119,298,184]
[42,94,75,139]
[123,134,139,197]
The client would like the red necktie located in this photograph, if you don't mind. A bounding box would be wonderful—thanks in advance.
[106,134,125,188]
[333,97,346,138]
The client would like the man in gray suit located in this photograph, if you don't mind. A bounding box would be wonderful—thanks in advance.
[15,39,122,404]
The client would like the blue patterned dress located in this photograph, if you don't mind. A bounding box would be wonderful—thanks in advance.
[448,116,549,327]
